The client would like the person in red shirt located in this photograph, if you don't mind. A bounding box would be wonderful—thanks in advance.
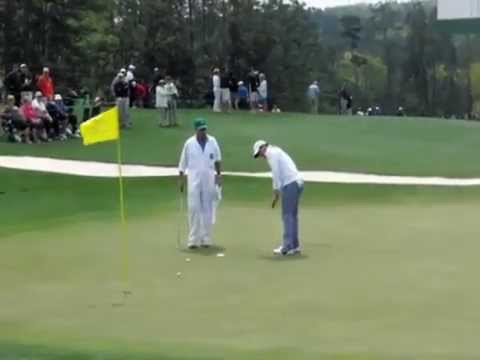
[36,67,55,100]
[20,97,47,142]
[133,80,147,108]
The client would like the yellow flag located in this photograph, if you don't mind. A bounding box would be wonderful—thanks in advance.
[80,107,120,146]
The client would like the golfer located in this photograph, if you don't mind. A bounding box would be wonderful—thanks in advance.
[179,118,223,249]
[253,140,304,255]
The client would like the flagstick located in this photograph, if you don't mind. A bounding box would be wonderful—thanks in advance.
[116,136,130,296]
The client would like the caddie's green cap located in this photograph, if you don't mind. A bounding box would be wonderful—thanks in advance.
[194,117,208,130]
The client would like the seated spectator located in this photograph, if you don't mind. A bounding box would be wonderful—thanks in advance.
[238,81,249,109]
[37,67,55,100]
[1,95,30,143]
[32,91,55,139]
[20,97,47,143]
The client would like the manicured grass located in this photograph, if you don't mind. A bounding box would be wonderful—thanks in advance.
[1,109,480,176]
[2,169,480,359]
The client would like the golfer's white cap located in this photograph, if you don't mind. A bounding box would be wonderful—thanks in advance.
[120,68,127,74]
[128,64,136,70]
[20,63,27,68]
[54,94,62,101]
[253,140,268,158]
[238,81,244,86]
[43,67,49,72]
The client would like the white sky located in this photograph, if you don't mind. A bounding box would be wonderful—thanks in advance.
[302,0,409,9]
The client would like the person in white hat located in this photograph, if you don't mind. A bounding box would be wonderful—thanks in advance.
[212,68,221,112]
[179,118,223,249]
[253,140,304,255]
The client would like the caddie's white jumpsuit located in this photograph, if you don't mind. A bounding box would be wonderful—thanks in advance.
[179,135,222,246]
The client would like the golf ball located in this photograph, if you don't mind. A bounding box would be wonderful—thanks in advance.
[217,253,225,258]
[186,258,191,262]
[176,272,182,277]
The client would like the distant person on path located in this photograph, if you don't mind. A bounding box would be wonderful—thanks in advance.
[253,140,304,256]
[113,72,131,129]
[126,65,136,107]
[248,68,260,112]
[238,81,249,109]
[228,72,239,110]
[165,76,179,127]
[307,81,320,114]
[212,68,221,113]
[220,71,231,112]
[178,118,223,249]
[37,67,54,100]
[258,73,268,112]
[155,79,168,127]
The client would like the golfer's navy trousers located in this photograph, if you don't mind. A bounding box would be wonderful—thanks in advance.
[281,181,304,251]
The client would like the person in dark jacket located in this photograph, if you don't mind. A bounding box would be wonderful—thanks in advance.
[114,73,131,129]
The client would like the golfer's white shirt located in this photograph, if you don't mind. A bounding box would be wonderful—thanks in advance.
[126,70,135,82]
[265,146,302,190]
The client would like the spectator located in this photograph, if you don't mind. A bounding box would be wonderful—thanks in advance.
[258,73,268,112]
[126,64,136,107]
[134,80,147,108]
[37,67,55,100]
[248,68,260,112]
[397,106,405,117]
[5,65,23,105]
[307,81,320,114]
[110,69,126,97]
[238,81,249,109]
[152,67,162,88]
[92,96,102,118]
[1,95,30,143]
[155,79,168,127]
[220,71,231,111]
[32,91,55,139]
[48,94,80,139]
[113,72,131,129]
[19,64,34,102]
[228,72,239,110]
[212,68,221,112]
[338,85,352,115]
[46,96,68,141]
[20,96,46,143]
[165,76,179,127]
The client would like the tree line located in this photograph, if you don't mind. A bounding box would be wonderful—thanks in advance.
[1,0,479,117]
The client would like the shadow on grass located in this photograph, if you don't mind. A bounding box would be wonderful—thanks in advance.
[257,253,309,262]
[180,245,226,257]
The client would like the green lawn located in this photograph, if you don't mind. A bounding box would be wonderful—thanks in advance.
[1,169,480,359]
[1,109,480,177]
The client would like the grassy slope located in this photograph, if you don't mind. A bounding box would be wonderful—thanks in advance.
[1,110,480,177]
[2,169,480,359]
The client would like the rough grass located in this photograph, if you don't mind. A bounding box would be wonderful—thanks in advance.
[1,109,480,176]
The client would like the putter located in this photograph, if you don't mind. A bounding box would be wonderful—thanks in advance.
[176,190,186,250]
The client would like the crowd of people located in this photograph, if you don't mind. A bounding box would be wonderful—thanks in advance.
[211,67,269,113]
[0,64,81,144]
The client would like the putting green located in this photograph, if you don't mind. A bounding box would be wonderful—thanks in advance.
[1,169,480,359]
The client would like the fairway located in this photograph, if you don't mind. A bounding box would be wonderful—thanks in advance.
[2,110,480,359]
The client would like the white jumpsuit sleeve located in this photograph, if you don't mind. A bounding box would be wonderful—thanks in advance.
[178,141,188,173]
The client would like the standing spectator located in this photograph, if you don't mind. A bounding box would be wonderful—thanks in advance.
[155,79,168,127]
[1,95,30,143]
[212,68,221,113]
[258,73,268,112]
[134,80,147,108]
[91,96,103,118]
[19,64,33,102]
[5,65,23,105]
[165,76,179,127]
[36,67,55,100]
[220,71,231,112]
[126,65,136,107]
[20,97,47,143]
[152,67,162,88]
[338,85,352,115]
[228,72,239,110]
[307,81,320,114]
[238,81,249,109]
[110,69,126,97]
[248,68,260,112]
[113,72,131,129]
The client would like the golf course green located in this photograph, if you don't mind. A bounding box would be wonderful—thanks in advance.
[1,110,480,360]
